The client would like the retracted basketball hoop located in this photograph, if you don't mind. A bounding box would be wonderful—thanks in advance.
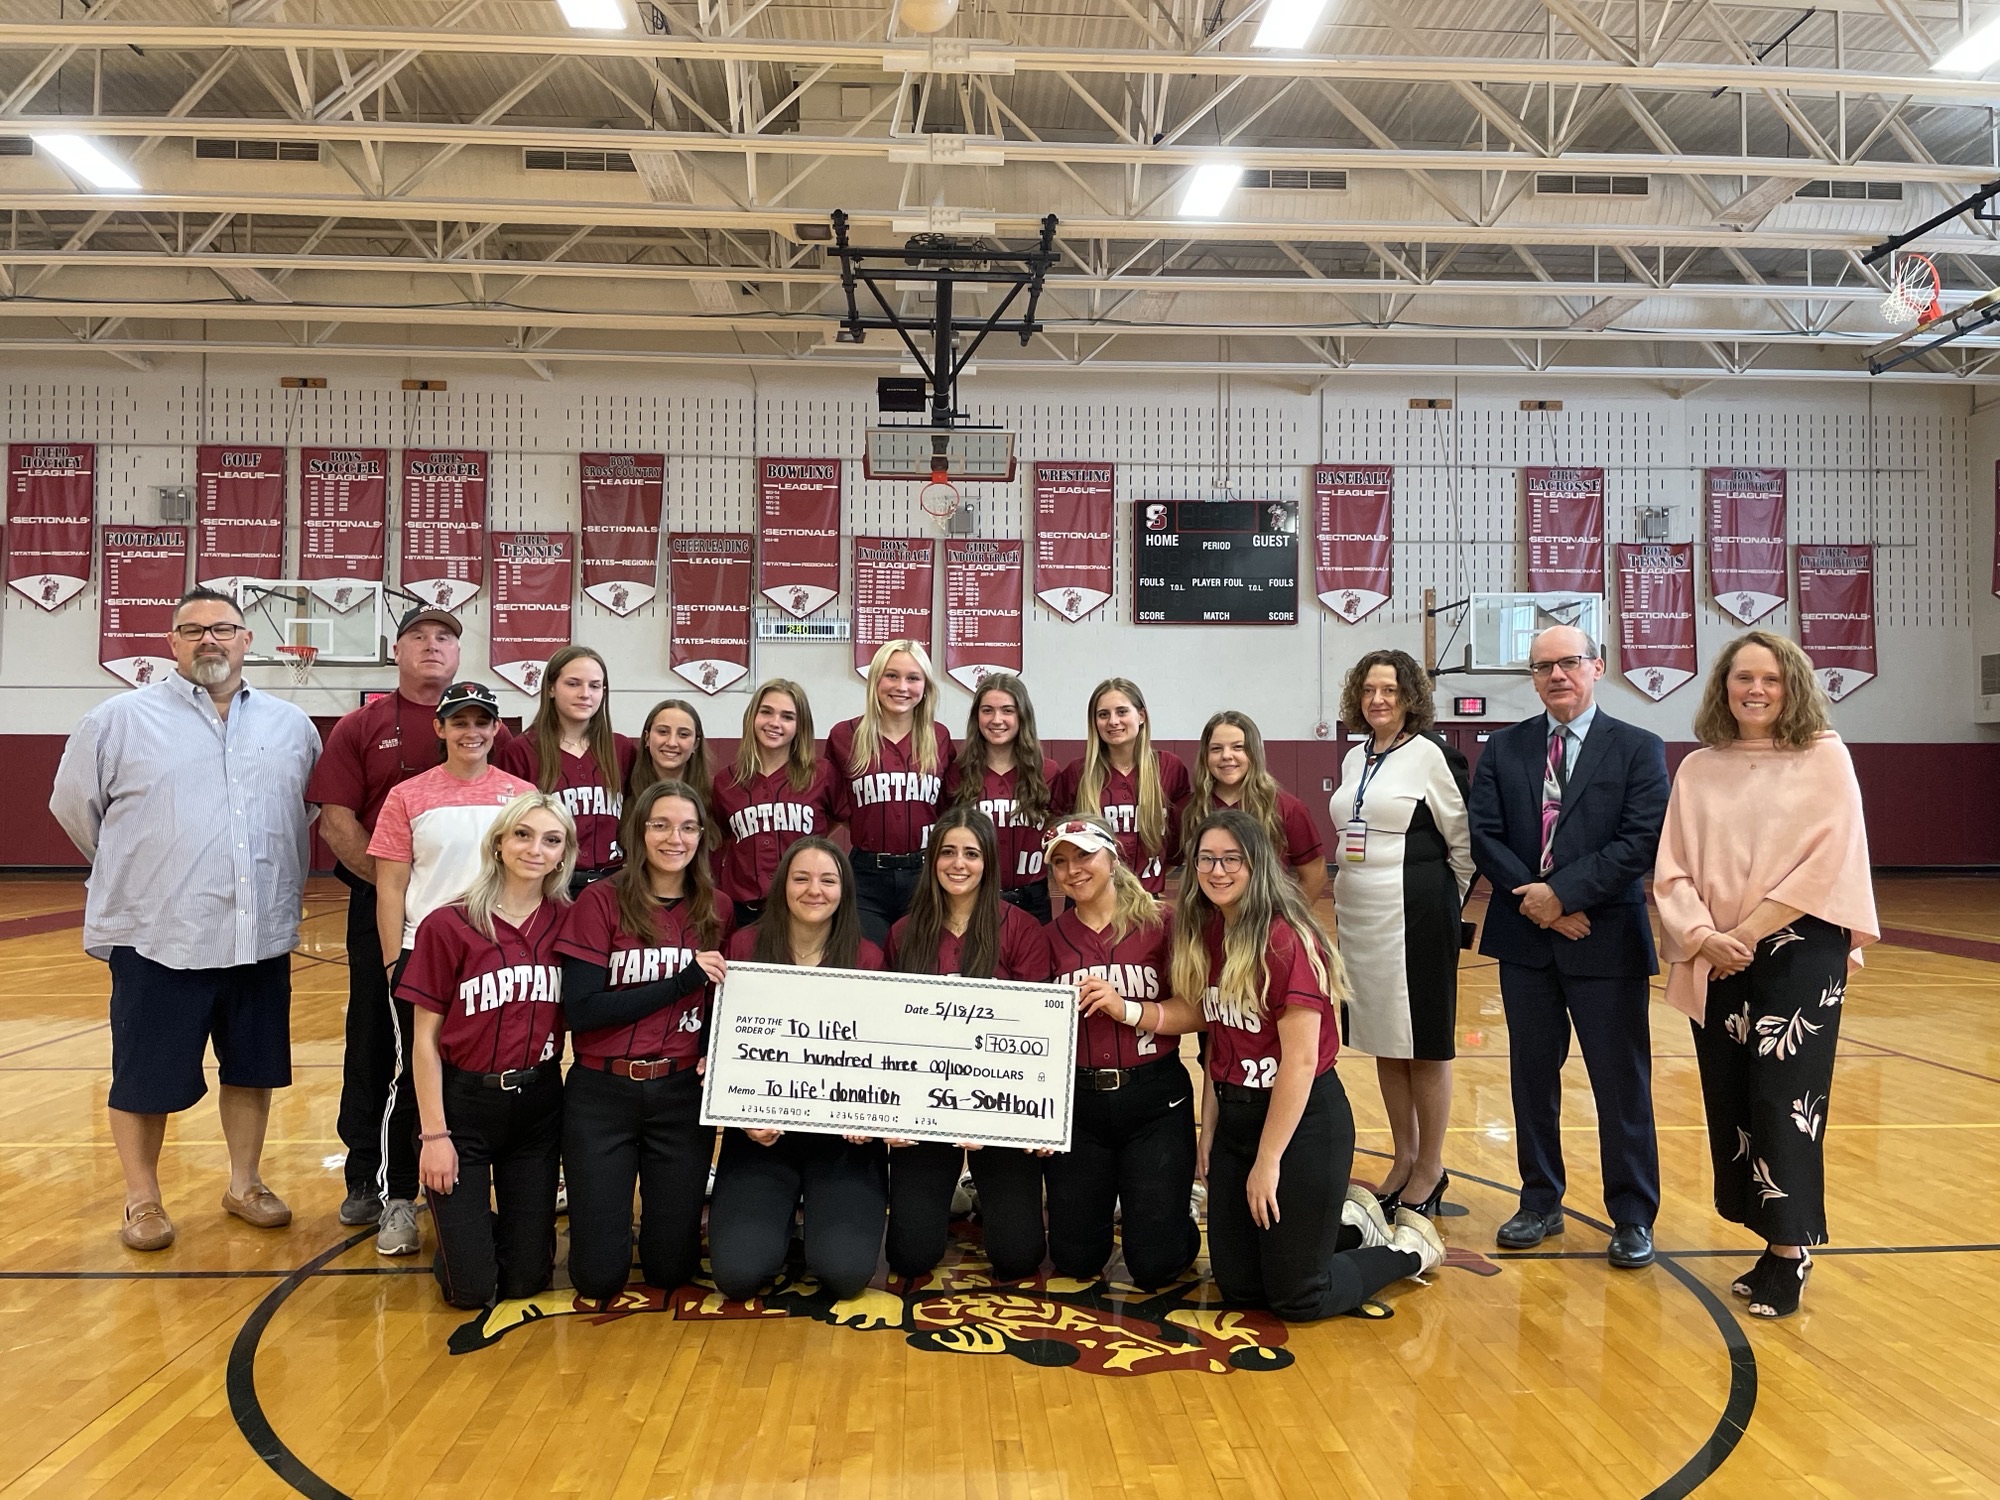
[1881,252,1942,327]
[275,642,318,685]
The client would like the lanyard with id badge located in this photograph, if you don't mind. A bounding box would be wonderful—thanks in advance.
[1342,734,1408,864]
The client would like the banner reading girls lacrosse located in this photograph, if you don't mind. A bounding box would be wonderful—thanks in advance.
[1615,543,1696,701]
[1705,466,1787,624]
[194,444,286,591]
[1312,464,1393,622]
[669,532,753,695]
[299,447,387,609]
[853,536,934,677]
[758,457,841,618]
[5,442,93,609]
[488,532,573,696]
[579,451,664,615]
[1796,544,1876,701]
[1522,466,1605,592]
[944,538,1023,692]
[399,448,487,610]
[1033,461,1115,621]
[100,526,186,686]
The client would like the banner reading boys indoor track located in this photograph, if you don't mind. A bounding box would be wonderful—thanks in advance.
[669,532,753,695]
[1796,544,1876,701]
[944,537,1023,692]
[299,447,387,609]
[399,448,487,610]
[1033,461,1115,621]
[1705,466,1787,624]
[853,536,935,677]
[758,456,841,618]
[579,451,664,615]
[5,442,93,609]
[194,444,286,591]
[1616,543,1696,701]
[99,526,186,686]
[1522,466,1605,592]
[1312,464,1393,622]
[488,532,573,696]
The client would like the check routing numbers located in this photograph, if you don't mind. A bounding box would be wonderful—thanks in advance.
[699,963,1081,1150]
[1133,499,1300,624]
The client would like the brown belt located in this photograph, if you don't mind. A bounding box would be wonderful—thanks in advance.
[589,1055,696,1081]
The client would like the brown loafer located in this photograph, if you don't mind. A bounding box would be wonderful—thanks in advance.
[221,1184,292,1229]
[120,1201,175,1252]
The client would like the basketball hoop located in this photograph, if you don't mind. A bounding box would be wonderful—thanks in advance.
[918,464,961,531]
[1881,252,1942,327]
[275,642,318,686]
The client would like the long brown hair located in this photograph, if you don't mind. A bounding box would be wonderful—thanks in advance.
[611,780,723,952]
[629,698,713,817]
[526,645,622,795]
[895,808,1002,978]
[949,673,1051,828]
[1338,648,1435,735]
[847,639,942,777]
[731,678,817,792]
[751,836,865,968]
[1691,630,1830,750]
[1072,677,1168,858]
[1183,710,1285,856]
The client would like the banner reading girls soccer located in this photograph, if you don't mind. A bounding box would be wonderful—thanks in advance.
[1033,461,1115,621]
[1311,464,1393,622]
[488,532,573,696]
[1796,544,1876,701]
[1522,466,1606,592]
[1615,543,1696,701]
[299,447,387,609]
[399,448,487,610]
[943,537,1023,692]
[758,456,841,618]
[99,526,186,686]
[1705,466,1787,624]
[194,444,286,591]
[579,451,665,615]
[853,536,934,678]
[5,442,93,609]
[669,533,753,695]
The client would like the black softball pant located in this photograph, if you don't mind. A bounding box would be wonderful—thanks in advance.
[336,881,419,1201]
[708,1128,887,1301]
[1043,1057,1200,1289]
[1001,883,1052,925]
[852,861,923,949]
[562,1063,716,1301]
[431,1064,563,1310]
[888,1143,1052,1280]
[886,1140,963,1279]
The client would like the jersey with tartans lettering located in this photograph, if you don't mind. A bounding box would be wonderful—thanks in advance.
[306,691,516,833]
[397,901,566,1074]
[367,764,536,948]
[1200,915,1338,1087]
[943,762,1050,891]
[709,759,841,905]
[1210,787,1326,870]
[827,718,953,855]
[555,878,732,1064]
[887,903,1054,982]
[492,734,637,871]
[725,924,885,972]
[1050,752,1193,894]
[1046,907,1176,1069]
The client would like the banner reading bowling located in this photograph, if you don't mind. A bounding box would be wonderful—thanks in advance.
[758,456,841,618]
[1796,544,1876,701]
[1616,543,1696,701]
[5,442,93,609]
[669,532,753,695]
[1312,464,1393,622]
[1033,461,1115,621]
[1706,467,1787,624]
[580,451,665,615]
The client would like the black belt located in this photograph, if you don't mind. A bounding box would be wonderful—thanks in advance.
[851,849,925,871]
[1075,1057,1177,1093]
[448,1060,559,1092]
[587,1054,696,1081]
[1215,1079,1273,1104]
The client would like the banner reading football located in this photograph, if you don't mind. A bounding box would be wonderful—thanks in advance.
[1312,464,1393,622]
[100,526,186,687]
[1616,543,1696,701]
[1522,466,1605,592]
[6,442,93,609]
[669,533,753,695]
[1033,461,1114,621]
[944,538,1023,692]
[400,448,487,610]
[299,447,387,610]
[579,452,664,615]
[195,444,286,591]
[1796,544,1876,701]
[488,532,573,696]
[853,537,934,677]
[1705,467,1787,624]
[758,457,841,618]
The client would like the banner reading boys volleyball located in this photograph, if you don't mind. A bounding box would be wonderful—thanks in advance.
[1523,466,1605,592]
[6,442,93,609]
[669,532,753,695]
[100,526,186,686]
[488,532,573,696]
[194,444,286,591]
[1033,461,1114,620]
[944,538,1023,691]
[1616,543,1696,701]
[299,447,387,609]
[758,457,841,618]
[399,448,487,610]
[1796,544,1877,701]
[1705,466,1787,624]
[853,536,935,677]
[579,452,664,615]
[1312,464,1393,621]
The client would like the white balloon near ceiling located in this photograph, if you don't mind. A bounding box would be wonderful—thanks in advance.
[899,0,961,35]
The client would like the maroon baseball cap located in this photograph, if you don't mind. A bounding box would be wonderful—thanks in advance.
[396,604,462,639]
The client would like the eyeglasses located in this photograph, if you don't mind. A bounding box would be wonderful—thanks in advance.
[1194,851,1245,872]
[645,820,701,837]
[1527,654,1595,678]
[172,622,242,641]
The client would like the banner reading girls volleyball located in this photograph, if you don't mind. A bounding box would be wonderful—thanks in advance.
[1615,543,1696,701]
[1312,464,1393,622]
[5,442,93,609]
[1522,466,1606,592]
[1705,467,1787,624]
[758,456,841,618]
[299,447,387,609]
[399,448,487,610]
[1032,461,1114,620]
[194,444,286,591]
[487,532,573,696]
[669,532,753,695]
[852,536,934,677]
[943,537,1023,691]
[579,451,664,615]
[1796,544,1877,701]
[99,526,186,686]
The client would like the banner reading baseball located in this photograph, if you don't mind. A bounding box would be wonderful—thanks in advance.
[99,526,186,686]
[1615,543,1696,701]
[1705,466,1787,624]
[944,537,1023,692]
[5,442,93,609]
[1796,544,1876,701]
[399,448,487,610]
[1032,461,1114,621]
[758,456,841,618]
[853,536,935,677]
[194,444,286,592]
[299,447,387,610]
[1522,466,1605,592]
[579,451,664,615]
[669,532,753,695]
[1312,464,1393,622]
[488,532,573,696]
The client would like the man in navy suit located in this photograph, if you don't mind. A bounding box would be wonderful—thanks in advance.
[1469,625,1669,1268]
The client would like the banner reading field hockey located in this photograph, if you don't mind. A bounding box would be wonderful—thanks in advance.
[194,444,286,592]
[1615,543,1696,701]
[758,456,841,618]
[5,442,93,609]
[853,536,934,678]
[579,451,664,615]
[99,526,186,686]
[399,448,487,610]
[1796,544,1876,701]
[669,532,753,695]
[943,537,1023,692]
[1032,461,1114,620]
[1705,466,1787,624]
[1522,466,1605,592]
[1312,464,1393,622]
[299,447,387,610]
[488,532,573,696]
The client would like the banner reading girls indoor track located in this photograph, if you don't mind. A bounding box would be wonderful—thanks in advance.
[758,456,841,618]
[1797,544,1877,701]
[1705,466,1788,624]
[853,536,935,678]
[194,444,286,592]
[5,442,93,609]
[1033,461,1114,621]
[488,532,573,696]
[99,526,186,686]
[1522,466,1606,592]
[399,448,488,610]
[299,447,387,610]
[579,451,665,615]
[1312,464,1393,622]
[944,537,1023,692]
[1615,543,1696,701]
[669,532,753,695]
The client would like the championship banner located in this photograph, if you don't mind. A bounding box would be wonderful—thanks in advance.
[488,532,573,696]
[1796,544,1876,701]
[853,536,934,677]
[1311,463,1393,622]
[1032,460,1114,621]
[579,451,665,615]
[758,456,841,618]
[1522,466,1606,592]
[1991,461,1999,599]
[299,447,387,610]
[399,447,488,610]
[1706,466,1787,624]
[943,537,1023,692]
[669,532,753,695]
[99,526,186,687]
[1615,543,1696,701]
[194,444,286,591]
[5,441,93,609]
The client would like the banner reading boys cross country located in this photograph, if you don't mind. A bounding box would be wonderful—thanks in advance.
[1522,466,1605,592]
[944,537,1023,692]
[399,448,487,610]
[758,457,841,618]
[579,451,664,615]
[1032,461,1114,621]
[1705,466,1787,624]
[299,447,387,609]
[488,532,574,696]
[1312,464,1393,622]
[5,441,93,609]
[194,444,286,592]
[669,532,753,695]
[1796,544,1876,701]
[853,536,934,677]
[1615,543,1696,701]
[100,526,187,686]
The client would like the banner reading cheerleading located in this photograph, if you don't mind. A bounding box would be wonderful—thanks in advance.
[399,447,487,610]
[1615,543,1696,701]
[100,526,186,687]
[299,447,387,610]
[5,441,93,609]
[1705,466,1788,624]
[194,444,286,592]
[1796,544,1876,701]
[758,456,841,618]
[1522,466,1605,592]
[669,532,753,695]
[1312,464,1393,622]
[1032,461,1115,620]
[488,532,574,696]
[853,536,935,677]
[579,451,665,615]
[943,537,1023,692]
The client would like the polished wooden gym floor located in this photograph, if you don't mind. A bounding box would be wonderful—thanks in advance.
[3,873,1997,1499]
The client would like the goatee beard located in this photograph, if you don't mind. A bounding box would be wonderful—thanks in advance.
[189,654,231,687]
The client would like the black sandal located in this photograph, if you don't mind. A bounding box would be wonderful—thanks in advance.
[1731,1250,1785,1300]
[1747,1250,1812,1319]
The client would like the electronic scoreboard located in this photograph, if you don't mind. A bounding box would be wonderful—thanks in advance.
[1132,500,1299,624]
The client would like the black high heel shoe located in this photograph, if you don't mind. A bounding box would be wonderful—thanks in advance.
[1402,1169,1450,1219]
[1374,1172,1411,1216]
[1731,1250,1785,1300]
[1747,1249,1812,1319]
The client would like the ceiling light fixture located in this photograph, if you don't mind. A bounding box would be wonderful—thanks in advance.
[1252,0,1332,49]
[557,0,627,30]
[35,134,140,191]
[1935,17,2000,70]
[1178,164,1243,218]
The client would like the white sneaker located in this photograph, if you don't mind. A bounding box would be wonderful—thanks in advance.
[1341,1184,1391,1248]
[1389,1206,1445,1278]
[1189,1180,1208,1220]
[375,1198,420,1257]
[950,1172,978,1218]
[555,1170,568,1215]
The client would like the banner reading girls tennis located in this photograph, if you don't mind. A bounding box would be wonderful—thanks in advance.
[299,447,387,609]
[1522,466,1605,592]
[399,448,487,610]
[5,442,93,609]
[194,444,286,592]
[1796,544,1876,701]
[1615,543,1696,701]
[758,457,841,618]
[1311,464,1393,622]
[100,526,186,686]
[1033,461,1115,621]
[853,536,934,677]
[488,532,573,696]
[669,532,753,695]
[1705,467,1787,624]
[943,537,1023,691]
[579,451,664,615]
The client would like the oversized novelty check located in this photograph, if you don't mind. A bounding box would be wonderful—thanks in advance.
[699,962,1079,1150]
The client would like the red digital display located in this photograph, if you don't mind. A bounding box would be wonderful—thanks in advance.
[1453,695,1487,716]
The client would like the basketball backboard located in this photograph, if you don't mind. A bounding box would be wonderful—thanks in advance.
[864,425,1017,481]
[231,579,390,666]
[1468,592,1605,671]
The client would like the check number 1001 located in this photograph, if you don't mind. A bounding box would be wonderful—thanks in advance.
[976,1034,1048,1056]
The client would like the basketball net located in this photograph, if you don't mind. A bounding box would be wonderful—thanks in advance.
[918,461,961,532]
[275,643,318,686]
[1881,251,1941,327]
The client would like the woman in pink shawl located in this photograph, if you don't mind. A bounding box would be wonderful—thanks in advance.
[1654,631,1878,1319]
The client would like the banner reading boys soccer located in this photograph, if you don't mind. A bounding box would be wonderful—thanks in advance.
[5,441,93,609]
[579,451,665,615]
[853,536,934,677]
[194,444,286,592]
[1312,464,1393,622]
[669,532,753,695]
[758,457,841,618]
[1032,461,1114,621]
[1522,466,1605,592]
[299,447,387,610]
[944,537,1023,692]
[488,532,573,696]
[1796,544,1876,701]
[399,448,487,610]
[1615,543,1696,701]
[100,526,186,686]
[1705,467,1787,624]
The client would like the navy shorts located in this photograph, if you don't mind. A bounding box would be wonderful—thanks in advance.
[106,948,294,1115]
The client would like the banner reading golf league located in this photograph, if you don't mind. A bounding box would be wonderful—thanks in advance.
[194,444,286,591]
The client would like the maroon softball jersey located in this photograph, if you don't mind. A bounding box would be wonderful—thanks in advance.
[943,762,1049,891]
[724,924,885,972]
[1199,915,1339,1087]
[397,901,566,1074]
[493,734,638,870]
[1210,787,1326,869]
[827,718,953,856]
[555,879,733,1064]
[709,759,841,905]
[306,692,515,833]
[1049,752,1193,893]
[886,903,1055,982]
[1046,907,1177,1070]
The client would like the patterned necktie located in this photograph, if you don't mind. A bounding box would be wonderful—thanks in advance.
[1538,726,1568,876]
